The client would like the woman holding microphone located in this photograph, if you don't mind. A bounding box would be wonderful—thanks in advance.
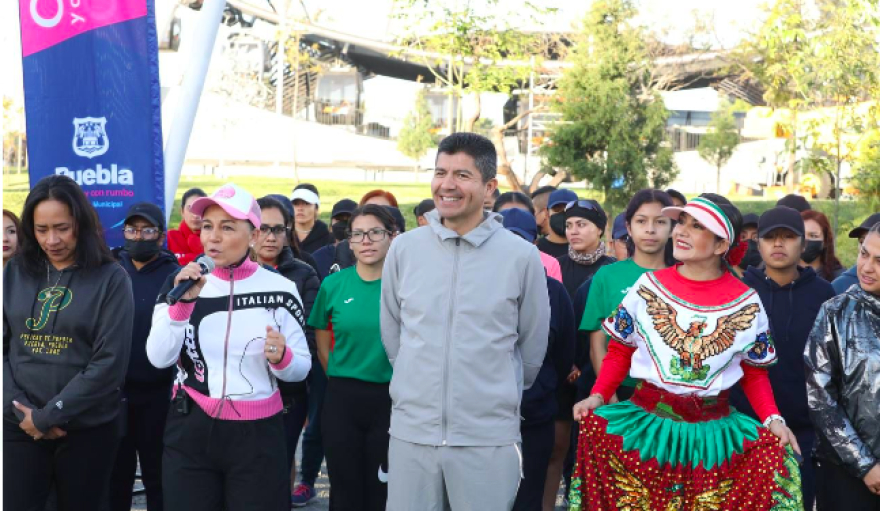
[147,183,311,511]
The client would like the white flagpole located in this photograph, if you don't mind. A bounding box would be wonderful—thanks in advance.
[163,0,228,223]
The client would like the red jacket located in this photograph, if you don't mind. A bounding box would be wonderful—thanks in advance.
[167,221,202,266]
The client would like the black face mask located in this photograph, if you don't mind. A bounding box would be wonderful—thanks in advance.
[331,221,348,242]
[738,239,762,270]
[802,240,824,264]
[124,239,162,263]
[550,213,567,237]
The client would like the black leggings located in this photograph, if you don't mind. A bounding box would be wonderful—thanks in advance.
[322,376,391,511]
[162,401,289,511]
[3,418,120,511]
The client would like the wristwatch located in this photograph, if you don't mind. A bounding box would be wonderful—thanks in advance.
[763,414,786,428]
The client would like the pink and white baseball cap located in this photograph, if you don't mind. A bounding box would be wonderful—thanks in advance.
[190,183,262,229]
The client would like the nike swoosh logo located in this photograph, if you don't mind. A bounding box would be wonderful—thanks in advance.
[344,298,354,304]
[378,466,388,483]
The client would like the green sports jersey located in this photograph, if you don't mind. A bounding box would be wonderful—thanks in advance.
[308,266,392,383]
[580,259,653,387]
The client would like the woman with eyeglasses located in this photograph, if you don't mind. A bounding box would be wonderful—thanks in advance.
[253,196,320,504]
[167,188,208,266]
[146,184,311,511]
[308,205,396,511]
[4,175,134,511]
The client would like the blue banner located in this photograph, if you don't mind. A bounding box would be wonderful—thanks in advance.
[19,0,165,249]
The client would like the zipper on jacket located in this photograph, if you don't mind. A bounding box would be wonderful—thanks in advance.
[217,270,235,417]
[441,238,461,446]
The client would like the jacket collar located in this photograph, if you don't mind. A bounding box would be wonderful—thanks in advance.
[425,209,501,248]
[746,265,817,291]
[851,285,880,313]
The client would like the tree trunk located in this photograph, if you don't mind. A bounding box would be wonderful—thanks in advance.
[465,93,481,132]
[717,162,722,194]
[787,112,798,191]
[489,109,539,192]
[834,158,841,233]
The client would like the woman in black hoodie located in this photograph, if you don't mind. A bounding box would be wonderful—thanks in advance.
[3,175,134,511]
[254,196,321,498]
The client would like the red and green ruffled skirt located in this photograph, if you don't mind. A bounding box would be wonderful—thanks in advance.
[568,382,803,511]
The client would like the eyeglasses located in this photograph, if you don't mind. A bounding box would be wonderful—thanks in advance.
[350,228,391,243]
[565,200,599,212]
[259,225,288,237]
[123,227,160,240]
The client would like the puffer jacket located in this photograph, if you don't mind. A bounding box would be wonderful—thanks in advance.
[805,284,880,478]
[271,247,320,402]
[381,209,550,447]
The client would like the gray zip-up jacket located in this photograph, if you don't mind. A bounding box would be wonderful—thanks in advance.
[380,209,550,447]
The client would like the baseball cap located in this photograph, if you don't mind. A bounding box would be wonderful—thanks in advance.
[548,189,579,209]
[776,194,811,213]
[266,194,294,219]
[191,183,262,229]
[757,206,805,238]
[384,206,406,233]
[331,199,358,219]
[611,213,627,240]
[742,213,759,228]
[499,208,538,243]
[124,202,165,231]
[848,213,880,239]
[663,197,734,241]
[413,199,436,217]
[291,188,320,206]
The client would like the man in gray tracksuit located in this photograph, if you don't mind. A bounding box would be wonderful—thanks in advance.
[380,132,551,511]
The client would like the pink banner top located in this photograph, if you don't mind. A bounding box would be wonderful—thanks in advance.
[19,0,147,57]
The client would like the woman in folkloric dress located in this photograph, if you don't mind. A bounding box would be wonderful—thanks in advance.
[570,195,804,511]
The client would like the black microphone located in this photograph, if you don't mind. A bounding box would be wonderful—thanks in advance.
[166,255,215,305]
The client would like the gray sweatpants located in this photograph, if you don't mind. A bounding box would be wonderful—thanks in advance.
[386,437,522,511]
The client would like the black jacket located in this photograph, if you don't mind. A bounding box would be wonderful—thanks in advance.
[271,247,320,400]
[311,241,355,280]
[521,277,575,426]
[3,258,134,432]
[298,220,334,255]
[729,266,835,432]
[557,253,615,299]
[114,248,180,389]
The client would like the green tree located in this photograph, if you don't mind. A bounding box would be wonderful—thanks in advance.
[397,90,436,171]
[851,128,880,212]
[799,0,880,230]
[541,0,676,213]
[698,102,741,194]
[391,0,556,190]
[735,0,817,188]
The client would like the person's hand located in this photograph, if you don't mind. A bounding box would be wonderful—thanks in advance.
[264,326,286,365]
[173,262,208,302]
[43,427,67,440]
[566,365,581,384]
[768,419,801,455]
[863,464,880,495]
[13,401,43,439]
[572,394,604,421]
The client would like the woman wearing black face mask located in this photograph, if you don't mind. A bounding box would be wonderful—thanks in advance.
[109,203,181,511]
[801,210,844,281]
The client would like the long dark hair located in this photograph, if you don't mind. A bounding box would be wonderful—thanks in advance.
[624,189,674,264]
[801,210,843,280]
[19,175,114,275]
